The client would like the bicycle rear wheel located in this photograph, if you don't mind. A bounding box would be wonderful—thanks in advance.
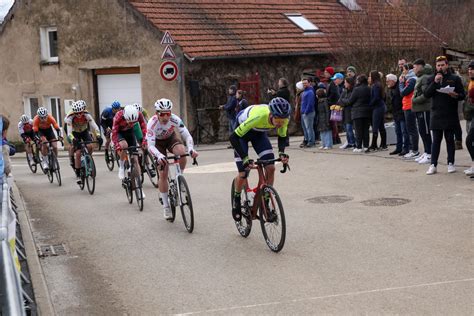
[105,149,114,171]
[178,175,194,233]
[133,175,144,211]
[26,154,37,173]
[52,153,61,186]
[86,155,96,195]
[258,185,286,253]
[231,179,252,237]
[144,153,159,188]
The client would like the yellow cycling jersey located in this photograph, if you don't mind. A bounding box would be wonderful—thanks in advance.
[234,105,288,138]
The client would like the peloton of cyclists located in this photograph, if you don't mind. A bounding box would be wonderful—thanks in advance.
[146,98,199,219]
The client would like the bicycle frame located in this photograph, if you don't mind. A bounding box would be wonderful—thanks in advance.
[242,158,289,220]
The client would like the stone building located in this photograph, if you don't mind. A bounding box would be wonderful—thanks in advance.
[0,0,442,142]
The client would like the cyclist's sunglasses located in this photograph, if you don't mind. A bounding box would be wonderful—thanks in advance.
[158,111,171,117]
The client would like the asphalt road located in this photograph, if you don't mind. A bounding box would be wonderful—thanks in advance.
[11,140,473,315]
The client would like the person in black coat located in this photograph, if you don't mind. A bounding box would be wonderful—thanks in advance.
[424,56,466,174]
[268,78,291,146]
[346,75,372,151]
[337,76,356,148]
[326,72,342,144]
[386,74,409,155]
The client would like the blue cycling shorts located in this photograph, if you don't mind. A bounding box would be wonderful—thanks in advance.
[234,129,274,172]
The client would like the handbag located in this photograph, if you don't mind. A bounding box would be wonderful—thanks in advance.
[330,109,343,122]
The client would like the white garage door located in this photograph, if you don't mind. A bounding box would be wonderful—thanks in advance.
[97,73,142,114]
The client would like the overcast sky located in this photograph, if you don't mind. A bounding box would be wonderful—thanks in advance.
[0,0,14,22]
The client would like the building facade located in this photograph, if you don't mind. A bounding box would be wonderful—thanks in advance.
[0,0,443,142]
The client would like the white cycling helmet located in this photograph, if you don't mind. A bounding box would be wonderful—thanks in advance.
[71,101,82,113]
[123,104,139,122]
[20,114,30,123]
[154,98,173,111]
[75,100,87,111]
[37,107,48,118]
[133,103,143,113]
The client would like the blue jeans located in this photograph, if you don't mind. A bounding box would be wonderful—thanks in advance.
[228,117,237,134]
[345,123,355,145]
[320,130,333,148]
[301,111,316,145]
[404,109,419,152]
[395,118,410,152]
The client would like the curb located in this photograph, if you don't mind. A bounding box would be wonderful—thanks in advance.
[12,181,56,316]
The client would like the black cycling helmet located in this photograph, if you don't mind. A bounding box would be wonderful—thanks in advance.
[269,97,291,118]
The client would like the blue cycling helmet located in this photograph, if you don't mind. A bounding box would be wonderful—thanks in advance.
[111,101,121,110]
[269,97,291,118]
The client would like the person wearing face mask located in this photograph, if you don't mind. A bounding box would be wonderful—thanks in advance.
[424,56,466,175]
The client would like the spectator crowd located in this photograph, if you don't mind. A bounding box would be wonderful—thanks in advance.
[222,56,474,179]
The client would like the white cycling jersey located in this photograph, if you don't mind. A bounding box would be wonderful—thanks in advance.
[146,114,194,158]
[18,119,34,135]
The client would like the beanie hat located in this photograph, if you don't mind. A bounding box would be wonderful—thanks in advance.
[324,66,335,76]
[346,66,357,74]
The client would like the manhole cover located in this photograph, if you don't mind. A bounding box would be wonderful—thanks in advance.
[306,195,354,204]
[361,198,411,207]
[38,244,67,257]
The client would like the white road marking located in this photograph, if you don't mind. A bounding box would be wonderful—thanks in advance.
[175,278,474,315]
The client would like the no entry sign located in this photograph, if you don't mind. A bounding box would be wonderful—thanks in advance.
[160,61,178,82]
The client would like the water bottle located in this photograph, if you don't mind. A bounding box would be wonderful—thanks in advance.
[246,187,256,206]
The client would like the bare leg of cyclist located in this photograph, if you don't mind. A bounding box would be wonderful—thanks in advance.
[172,144,187,171]
[265,165,276,186]
[52,141,58,157]
[117,139,128,179]
[159,164,171,218]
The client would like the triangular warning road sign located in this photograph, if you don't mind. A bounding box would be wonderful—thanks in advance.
[161,45,176,59]
[161,31,175,45]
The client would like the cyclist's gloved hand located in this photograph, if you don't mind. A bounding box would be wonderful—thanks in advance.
[279,152,289,164]
[156,153,167,166]
[189,149,199,159]
[242,156,253,169]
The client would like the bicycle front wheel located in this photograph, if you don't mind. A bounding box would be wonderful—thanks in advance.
[26,154,37,174]
[134,175,144,211]
[178,175,194,233]
[86,155,96,195]
[79,167,85,190]
[52,153,61,186]
[144,153,159,188]
[259,185,286,253]
[105,149,114,171]
[47,155,54,183]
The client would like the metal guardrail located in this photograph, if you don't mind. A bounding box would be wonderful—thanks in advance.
[1,176,26,315]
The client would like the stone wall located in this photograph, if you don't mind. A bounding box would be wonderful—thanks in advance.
[184,55,333,142]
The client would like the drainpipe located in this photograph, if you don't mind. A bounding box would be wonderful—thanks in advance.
[178,56,185,120]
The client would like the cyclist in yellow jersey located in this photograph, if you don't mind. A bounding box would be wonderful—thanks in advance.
[229,97,290,221]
